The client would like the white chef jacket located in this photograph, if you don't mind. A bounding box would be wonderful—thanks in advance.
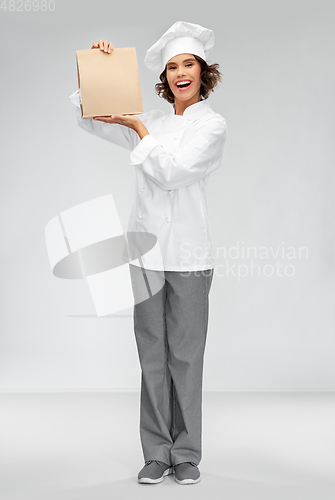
[70,91,227,271]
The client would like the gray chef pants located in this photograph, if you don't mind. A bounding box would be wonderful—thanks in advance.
[129,264,214,467]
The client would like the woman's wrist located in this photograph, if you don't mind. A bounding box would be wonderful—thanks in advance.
[134,121,149,140]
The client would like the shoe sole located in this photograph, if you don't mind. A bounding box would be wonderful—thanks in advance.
[175,475,201,485]
[138,467,174,484]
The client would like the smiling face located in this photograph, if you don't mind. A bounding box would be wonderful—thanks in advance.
[166,53,202,104]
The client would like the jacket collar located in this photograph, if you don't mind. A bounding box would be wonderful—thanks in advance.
[170,98,210,118]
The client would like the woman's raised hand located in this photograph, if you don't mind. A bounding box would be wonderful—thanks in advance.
[91,40,113,53]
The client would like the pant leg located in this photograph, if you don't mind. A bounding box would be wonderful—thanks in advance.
[129,264,173,464]
[164,268,214,466]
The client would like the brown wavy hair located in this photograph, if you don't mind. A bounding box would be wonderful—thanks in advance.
[155,55,222,104]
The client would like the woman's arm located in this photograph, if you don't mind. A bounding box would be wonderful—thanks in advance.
[75,108,139,150]
[128,116,227,190]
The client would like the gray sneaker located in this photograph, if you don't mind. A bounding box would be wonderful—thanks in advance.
[138,460,174,484]
[174,462,201,484]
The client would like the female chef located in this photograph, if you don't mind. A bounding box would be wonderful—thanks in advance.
[70,21,227,485]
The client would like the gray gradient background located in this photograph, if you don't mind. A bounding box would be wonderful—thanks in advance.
[1,0,334,391]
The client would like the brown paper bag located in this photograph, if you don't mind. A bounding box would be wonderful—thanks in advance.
[76,47,143,118]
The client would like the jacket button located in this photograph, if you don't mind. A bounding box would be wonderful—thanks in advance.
[140,188,144,192]
[168,190,173,195]
[166,218,170,223]
[139,214,142,219]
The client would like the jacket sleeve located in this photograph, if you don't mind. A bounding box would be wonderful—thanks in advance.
[69,88,143,150]
[75,107,139,151]
[128,116,227,190]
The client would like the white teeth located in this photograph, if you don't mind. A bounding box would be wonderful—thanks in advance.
[176,81,191,86]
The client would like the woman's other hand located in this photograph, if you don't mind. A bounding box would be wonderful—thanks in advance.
[91,40,113,53]
[93,114,149,139]
[93,114,140,128]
